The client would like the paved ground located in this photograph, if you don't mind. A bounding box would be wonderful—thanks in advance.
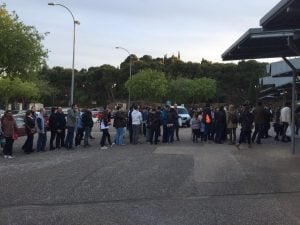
[0,126,300,225]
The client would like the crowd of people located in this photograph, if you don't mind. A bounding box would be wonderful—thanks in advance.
[0,101,299,159]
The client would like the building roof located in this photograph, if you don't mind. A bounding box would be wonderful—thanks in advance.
[222,28,300,61]
[260,0,300,30]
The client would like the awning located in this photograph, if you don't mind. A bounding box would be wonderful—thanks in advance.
[222,28,300,61]
[260,0,300,30]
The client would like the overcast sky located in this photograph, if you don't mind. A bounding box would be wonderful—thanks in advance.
[4,0,280,69]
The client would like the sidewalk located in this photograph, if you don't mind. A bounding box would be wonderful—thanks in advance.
[0,127,300,225]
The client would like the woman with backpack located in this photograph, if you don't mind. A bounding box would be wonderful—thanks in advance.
[227,104,238,145]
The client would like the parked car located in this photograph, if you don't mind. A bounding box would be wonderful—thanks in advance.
[172,106,191,127]
[13,114,26,137]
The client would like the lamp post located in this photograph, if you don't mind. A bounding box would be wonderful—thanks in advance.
[115,46,132,109]
[48,2,79,106]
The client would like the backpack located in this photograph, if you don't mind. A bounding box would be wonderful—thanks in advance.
[205,114,211,124]
[230,113,238,124]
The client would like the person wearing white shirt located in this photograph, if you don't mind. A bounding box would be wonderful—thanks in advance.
[280,102,291,142]
[131,105,142,144]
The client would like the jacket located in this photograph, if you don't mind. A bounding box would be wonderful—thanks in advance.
[280,106,291,124]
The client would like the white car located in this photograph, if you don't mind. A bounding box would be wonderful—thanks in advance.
[172,106,191,127]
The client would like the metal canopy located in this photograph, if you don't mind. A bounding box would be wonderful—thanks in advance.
[260,0,300,30]
[222,0,300,154]
[222,28,300,61]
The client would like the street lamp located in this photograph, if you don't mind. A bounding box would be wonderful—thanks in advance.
[48,2,80,106]
[115,46,132,109]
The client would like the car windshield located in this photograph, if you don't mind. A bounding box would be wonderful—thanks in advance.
[177,108,188,114]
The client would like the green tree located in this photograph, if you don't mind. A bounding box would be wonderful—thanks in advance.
[125,69,168,101]
[0,78,38,108]
[0,5,47,80]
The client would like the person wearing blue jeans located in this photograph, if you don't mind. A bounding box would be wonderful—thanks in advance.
[113,107,127,145]
[65,104,79,149]
[36,108,47,152]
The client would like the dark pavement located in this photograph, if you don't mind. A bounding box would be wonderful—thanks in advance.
[1,126,300,225]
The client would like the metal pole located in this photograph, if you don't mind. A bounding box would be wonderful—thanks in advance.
[115,47,131,109]
[71,20,76,105]
[48,2,79,106]
[282,57,296,154]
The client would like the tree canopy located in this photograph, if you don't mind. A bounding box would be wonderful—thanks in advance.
[0,5,47,80]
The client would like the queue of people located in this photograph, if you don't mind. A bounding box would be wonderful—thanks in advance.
[189,101,299,149]
[0,101,299,159]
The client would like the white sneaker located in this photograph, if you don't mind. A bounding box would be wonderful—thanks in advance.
[101,146,108,150]
[7,155,15,159]
[4,155,8,159]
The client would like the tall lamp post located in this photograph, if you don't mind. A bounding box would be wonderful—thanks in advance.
[48,2,80,106]
[115,46,132,109]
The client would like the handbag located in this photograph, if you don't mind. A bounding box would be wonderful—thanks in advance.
[286,125,292,137]
[12,130,18,140]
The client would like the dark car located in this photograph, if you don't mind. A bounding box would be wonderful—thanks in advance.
[13,114,26,137]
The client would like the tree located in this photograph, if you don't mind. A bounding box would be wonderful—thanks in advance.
[0,5,47,80]
[125,69,168,102]
[167,77,216,104]
[0,78,38,108]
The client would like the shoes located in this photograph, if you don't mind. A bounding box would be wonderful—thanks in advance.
[101,146,108,150]
[7,155,15,159]
[4,155,8,159]
[235,144,240,150]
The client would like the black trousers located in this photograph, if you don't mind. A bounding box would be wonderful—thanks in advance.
[100,129,112,147]
[56,129,65,148]
[50,130,57,149]
[24,132,34,153]
[150,126,160,144]
[75,128,84,146]
[4,137,14,156]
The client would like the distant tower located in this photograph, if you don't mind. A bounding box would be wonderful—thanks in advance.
[178,51,180,59]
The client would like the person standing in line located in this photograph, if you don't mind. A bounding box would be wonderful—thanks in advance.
[280,102,292,142]
[23,110,35,154]
[56,107,66,149]
[36,108,47,152]
[251,102,266,144]
[149,107,161,145]
[142,107,149,138]
[2,110,18,158]
[214,106,227,144]
[100,110,112,150]
[190,113,201,143]
[202,103,213,142]
[113,106,127,145]
[236,103,254,149]
[131,105,142,145]
[65,104,79,149]
[226,104,238,145]
[127,106,133,144]
[173,104,180,141]
[31,105,38,122]
[82,109,93,147]
[49,107,58,150]
[75,109,84,147]
[166,107,177,143]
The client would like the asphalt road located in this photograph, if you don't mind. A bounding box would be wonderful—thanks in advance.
[1,126,300,225]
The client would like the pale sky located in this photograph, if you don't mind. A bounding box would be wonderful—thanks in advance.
[4,0,280,69]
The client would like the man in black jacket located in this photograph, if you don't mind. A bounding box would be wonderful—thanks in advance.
[56,107,66,149]
[82,109,94,147]
[49,107,58,150]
